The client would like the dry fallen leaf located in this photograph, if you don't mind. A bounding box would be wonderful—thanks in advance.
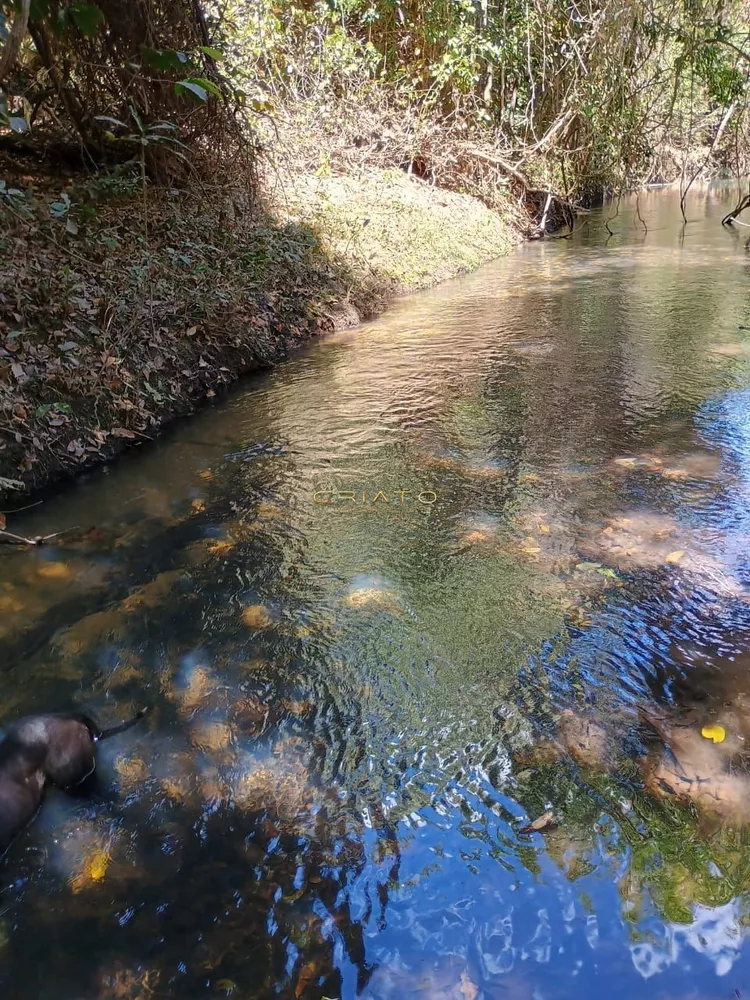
[521,536,542,556]
[89,849,109,881]
[206,539,234,556]
[256,502,284,520]
[191,499,206,513]
[539,523,550,534]
[242,604,273,628]
[198,470,213,481]
[459,971,479,1000]
[461,529,490,545]
[665,550,685,564]
[519,809,556,834]
[70,846,111,893]
[344,587,401,612]
[37,561,72,581]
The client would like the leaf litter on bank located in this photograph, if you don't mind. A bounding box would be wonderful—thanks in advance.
[0,158,519,501]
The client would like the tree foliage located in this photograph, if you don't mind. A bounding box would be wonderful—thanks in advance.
[218,0,750,199]
[1,0,749,202]
[0,0,251,180]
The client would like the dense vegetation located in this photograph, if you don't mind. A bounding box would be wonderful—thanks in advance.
[2,0,750,209]
[229,0,750,210]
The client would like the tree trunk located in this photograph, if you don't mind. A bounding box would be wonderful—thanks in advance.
[0,0,31,85]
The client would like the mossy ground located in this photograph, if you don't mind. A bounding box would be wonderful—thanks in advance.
[283,168,517,296]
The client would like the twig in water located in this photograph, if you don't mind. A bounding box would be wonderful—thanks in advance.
[0,530,64,546]
[0,501,43,514]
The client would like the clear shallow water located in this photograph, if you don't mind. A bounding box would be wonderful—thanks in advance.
[3,188,750,998]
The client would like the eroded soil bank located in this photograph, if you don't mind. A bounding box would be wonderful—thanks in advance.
[0,161,517,503]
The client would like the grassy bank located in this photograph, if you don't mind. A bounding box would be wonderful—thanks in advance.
[0,159,517,503]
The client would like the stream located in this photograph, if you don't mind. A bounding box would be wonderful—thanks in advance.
[3,186,750,999]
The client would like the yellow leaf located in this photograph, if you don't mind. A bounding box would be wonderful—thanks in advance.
[89,849,109,881]
[665,550,685,564]
[539,523,550,534]
[701,724,726,744]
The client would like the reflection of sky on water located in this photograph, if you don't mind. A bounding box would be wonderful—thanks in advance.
[356,807,750,999]
[517,385,750,996]
[695,390,750,596]
[632,899,748,980]
[697,389,750,477]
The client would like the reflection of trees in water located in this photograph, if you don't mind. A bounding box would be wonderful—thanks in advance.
[0,762,399,998]
[0,461,395,996]
[509,570,750,933]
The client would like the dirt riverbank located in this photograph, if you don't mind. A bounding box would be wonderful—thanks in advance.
[0,161,518,505]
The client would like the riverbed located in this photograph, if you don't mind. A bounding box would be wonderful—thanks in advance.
[2,186,750,999]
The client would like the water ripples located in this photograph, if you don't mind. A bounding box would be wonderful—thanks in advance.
[2,187,750,996]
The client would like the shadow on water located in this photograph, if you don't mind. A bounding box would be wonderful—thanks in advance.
[5,185,750,997]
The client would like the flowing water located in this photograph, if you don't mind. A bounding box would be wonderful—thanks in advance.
[4,187,750,999]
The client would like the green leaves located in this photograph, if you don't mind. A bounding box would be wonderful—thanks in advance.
[140,46,190,72]
[175,80,208,102]
[94,115,128,130]
[141,45,223,75]
[36,402,73,419]
[175,77,222,102]
[49,192,72,218]
[69,2,105,37]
